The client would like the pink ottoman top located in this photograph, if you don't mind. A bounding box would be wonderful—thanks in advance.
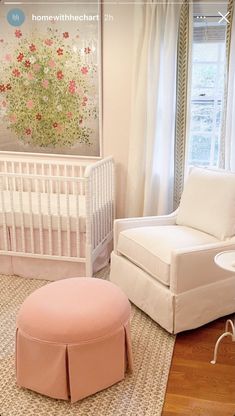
[17,278,131,344]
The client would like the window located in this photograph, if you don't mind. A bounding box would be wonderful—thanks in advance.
[187,15,227,167]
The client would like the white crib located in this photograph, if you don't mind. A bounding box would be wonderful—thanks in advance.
[0,155,114,279]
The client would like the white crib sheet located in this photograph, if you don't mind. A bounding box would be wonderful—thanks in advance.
[0,191,86,232]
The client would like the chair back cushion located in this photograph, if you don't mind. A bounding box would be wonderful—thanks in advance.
[176,167,235,240]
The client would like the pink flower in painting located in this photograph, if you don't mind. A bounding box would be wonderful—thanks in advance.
[57,48,63,56]
[9,114,17,123]
[69,80,76,94]
[33,64,41,72]
[63,32,69,39]
[84,47,91,54]
[12,68,21,77]
[42,79,49,89]
[24,60,31,68]
[29,43,36,52]
[25,128,32,135]
[44,39,53,46]
[36,113,42,120]
[26,100,34,109]
[5,54,12,62]
[28,72,34,80]
[0,84,5,92]
[17,52,24,62]
[67,112,73,119]
[57,70,64,80]
[81,66,88,75]
[53,122,58,128]
[15,30,22,38]
[48,59,55,68]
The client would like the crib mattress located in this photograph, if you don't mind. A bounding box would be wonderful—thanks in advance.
[0,191,86,232]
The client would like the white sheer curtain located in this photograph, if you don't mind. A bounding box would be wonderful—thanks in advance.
[125,2,182,217]
[225,11,235,170]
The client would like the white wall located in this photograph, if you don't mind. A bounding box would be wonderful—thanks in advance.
[102,5,135,218]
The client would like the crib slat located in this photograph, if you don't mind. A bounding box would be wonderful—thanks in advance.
[43,164,46,192]
[85,172,92,250]
[79,166,83,195]
[56,173,62,257]
[65,179,71,257]
[8,176,17,252]
[47,178,53,256]
[26,163,30,176]
[26,164,35,253]
[19,175,26,252]
[28,177,35,254]
[49,164,53,194]
[0,176,8,251]
[76,181,80,258]
[36,177,44,255]
[72,165,76,196]
[4,162,9,190]
[11,162,14,189]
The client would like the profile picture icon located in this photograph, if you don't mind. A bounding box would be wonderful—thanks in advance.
[7,8,25,27]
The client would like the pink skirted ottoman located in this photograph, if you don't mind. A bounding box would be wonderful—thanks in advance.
[16,278,133,402]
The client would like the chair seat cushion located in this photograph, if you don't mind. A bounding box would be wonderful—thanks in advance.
[117,225,218,286]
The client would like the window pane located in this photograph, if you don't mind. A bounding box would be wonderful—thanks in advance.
[187,15,227,168]
[188,135,212,166]
[193,43,219,62]
[192,63,217,93]
[191,102,214,132]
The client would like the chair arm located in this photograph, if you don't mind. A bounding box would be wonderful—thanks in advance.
[113,211,177,252]
[170,241,235,294]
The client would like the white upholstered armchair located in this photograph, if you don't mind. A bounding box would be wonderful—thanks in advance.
[110,167,235,334]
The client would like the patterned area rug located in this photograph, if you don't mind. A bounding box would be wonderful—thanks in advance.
[0,271,175,416]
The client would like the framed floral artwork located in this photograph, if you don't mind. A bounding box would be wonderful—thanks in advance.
[0,2,102,157]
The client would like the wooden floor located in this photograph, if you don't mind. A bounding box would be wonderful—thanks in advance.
[162,314,235,416]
